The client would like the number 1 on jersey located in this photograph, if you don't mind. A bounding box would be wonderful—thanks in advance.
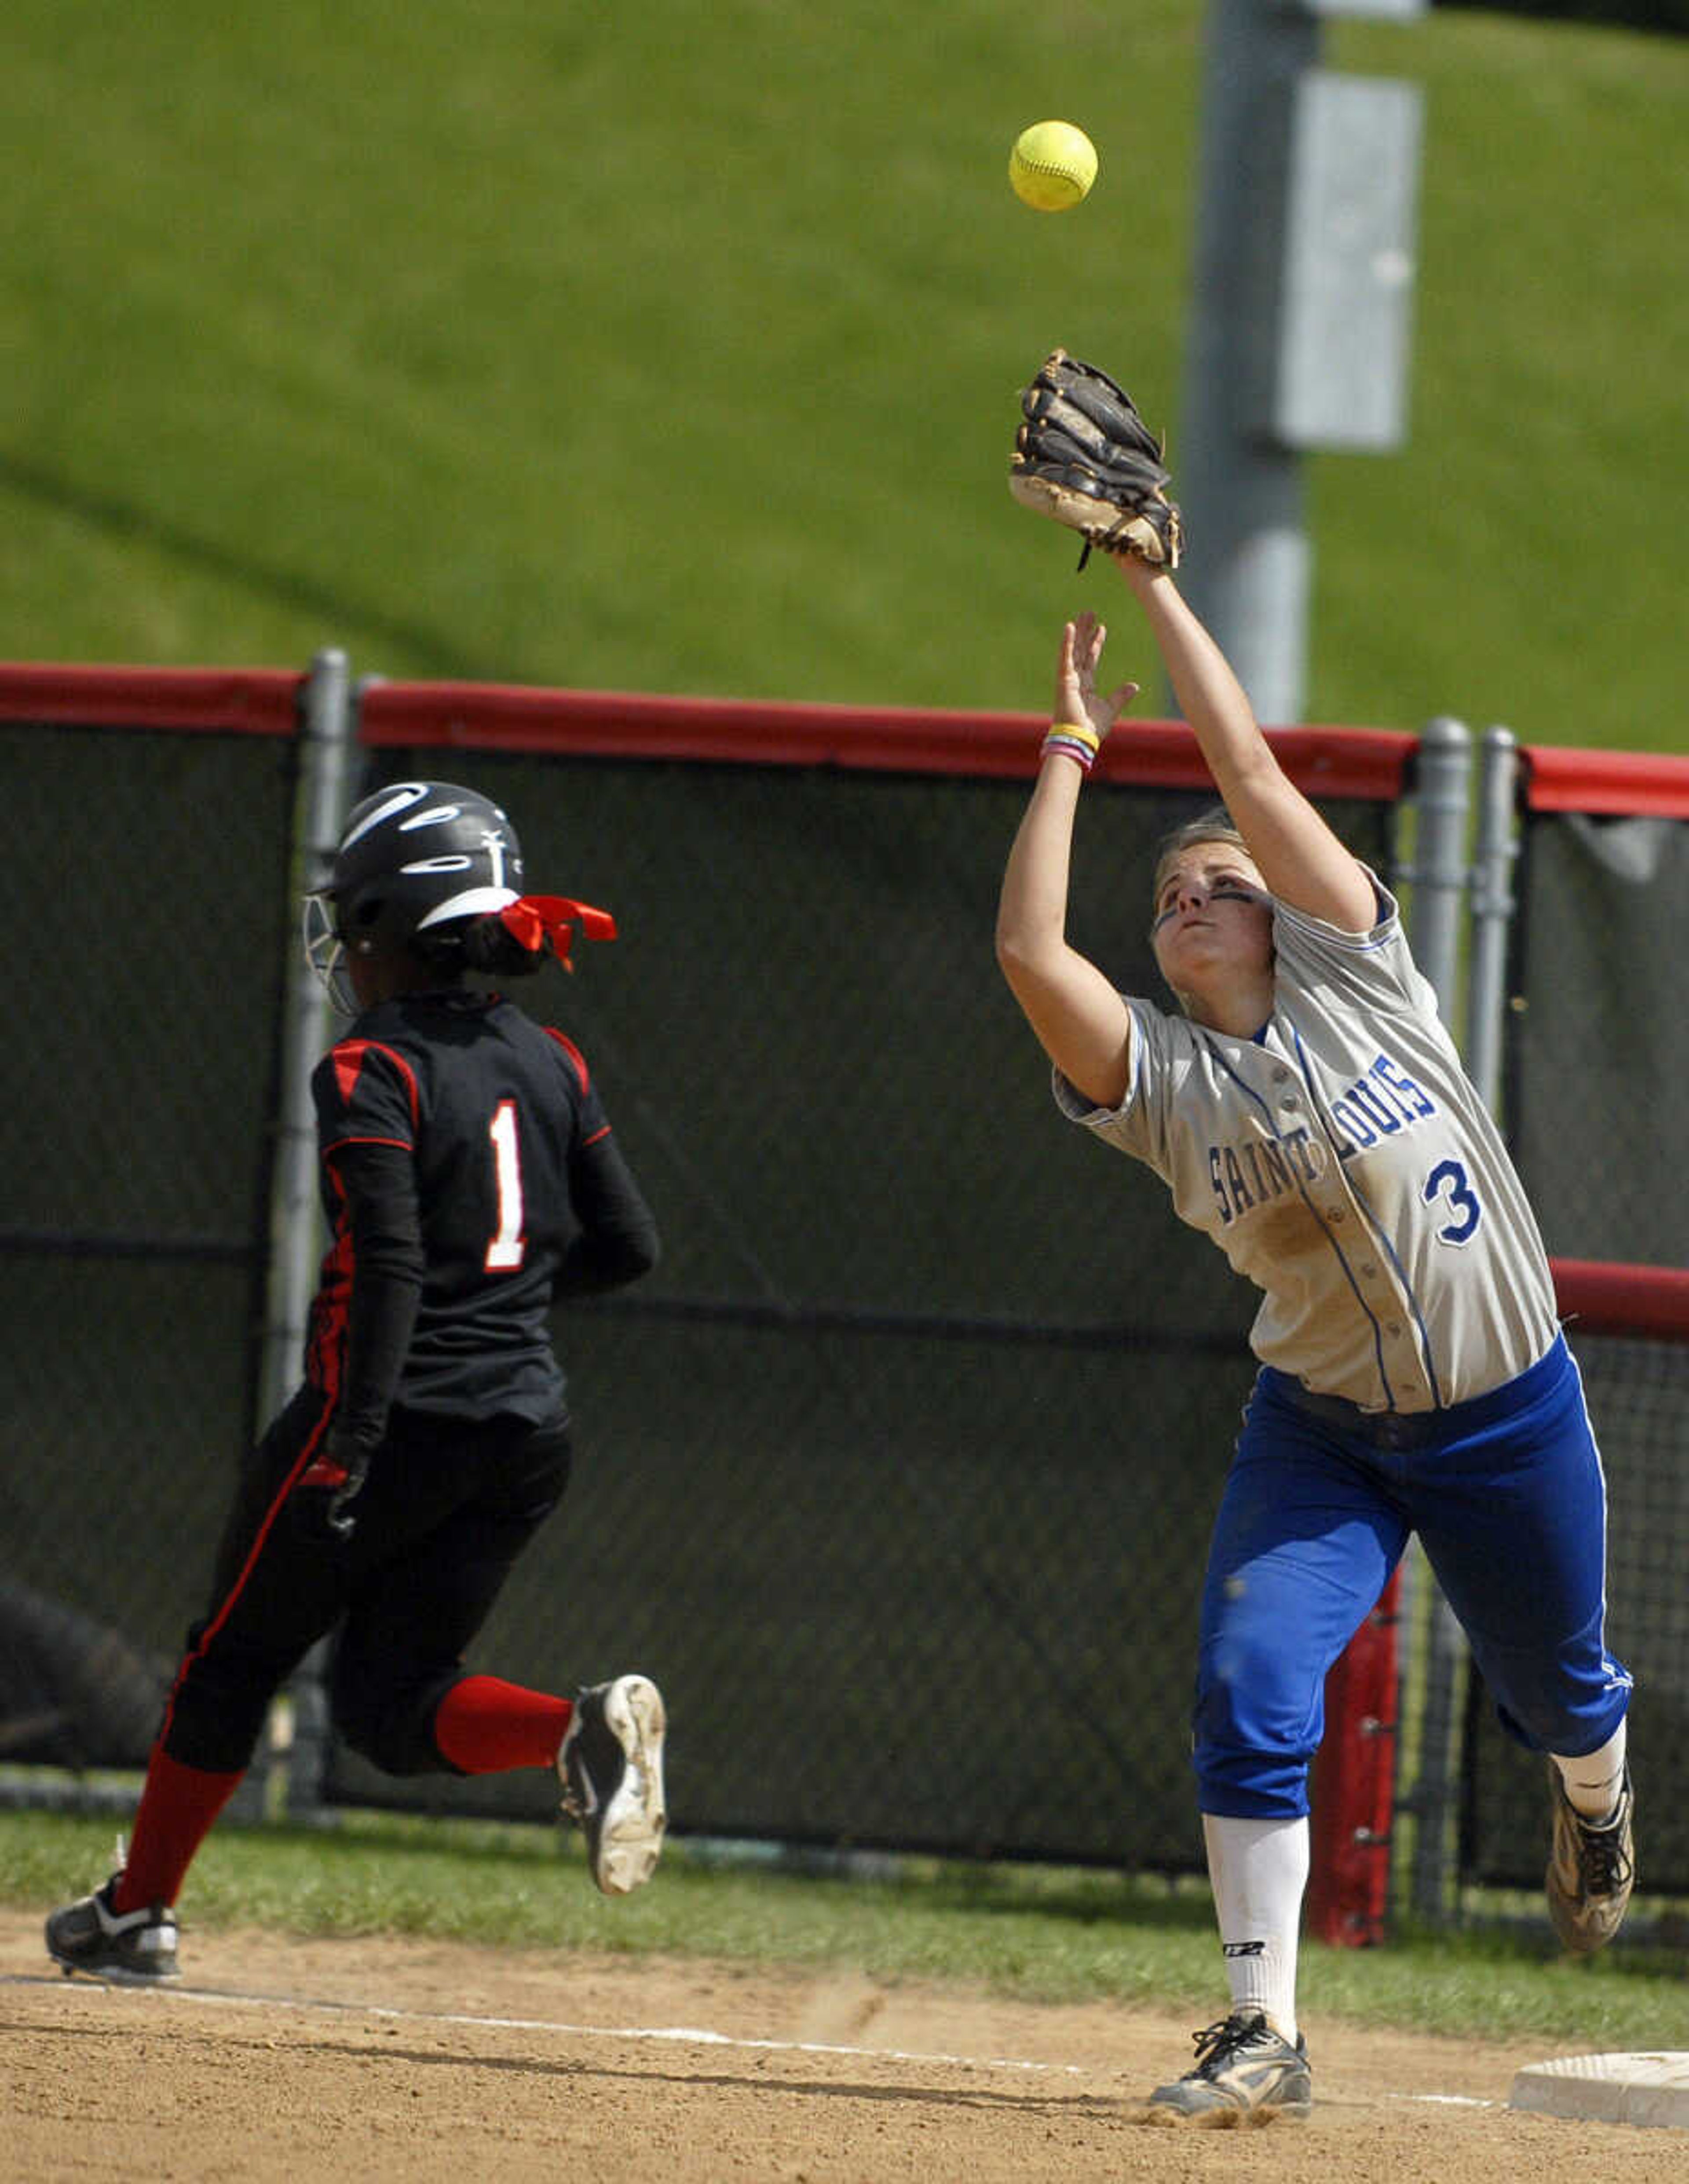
[485,1100,526,1270]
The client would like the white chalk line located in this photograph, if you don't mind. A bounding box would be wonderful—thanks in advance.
[18,1975,1080,2077]
[11,1973,1497,2105]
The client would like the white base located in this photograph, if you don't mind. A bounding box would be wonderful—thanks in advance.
[1509,2052,1689,2131]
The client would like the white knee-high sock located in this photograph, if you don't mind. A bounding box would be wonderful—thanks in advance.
[1551,1719,1628,1822]
[1202,1813,1309,2045]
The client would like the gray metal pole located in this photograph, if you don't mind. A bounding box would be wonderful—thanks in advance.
[1179,0,1320,726]
[1465,727,1519,1117]
[260,647,356,1422]
[1402,716,1470,1023]
[266,647,359,1819]
[1400,714,1472,1923]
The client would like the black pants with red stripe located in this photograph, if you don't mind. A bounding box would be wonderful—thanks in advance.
[159,1387,571,1777]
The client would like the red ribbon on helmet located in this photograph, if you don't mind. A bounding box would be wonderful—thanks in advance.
[498,894,618,968]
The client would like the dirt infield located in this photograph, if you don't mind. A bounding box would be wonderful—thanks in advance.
[4,1911,1683,2181]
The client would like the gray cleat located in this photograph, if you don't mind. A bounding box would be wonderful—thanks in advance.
[1149,2009,1312,2119]
[1546,1764,1635,1955]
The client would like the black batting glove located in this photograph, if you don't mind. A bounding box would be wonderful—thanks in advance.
[293,1427,373,1544]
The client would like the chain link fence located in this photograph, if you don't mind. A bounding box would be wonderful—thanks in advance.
[0,697,300,1776]
[2,671,1684,1898]
[312,747,1395,1864]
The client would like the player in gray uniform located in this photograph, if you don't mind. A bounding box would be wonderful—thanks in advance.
[996,555,1635,2121]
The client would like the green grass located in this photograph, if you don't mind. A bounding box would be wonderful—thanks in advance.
[0,2,1682,747]
[7,1806,1684,2050]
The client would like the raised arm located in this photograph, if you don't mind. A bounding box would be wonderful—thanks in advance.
[1115,559,1378,933]
[995,613,1139,1110]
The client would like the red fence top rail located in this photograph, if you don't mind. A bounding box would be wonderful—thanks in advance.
[359,680,1416,798]
[1521,744,1689,819]
[1552,1257,1689,1341]
[0,665,303,735]
[7,665,1685,819]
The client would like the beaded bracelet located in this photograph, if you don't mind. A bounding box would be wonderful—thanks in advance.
[1041,721,1102,773]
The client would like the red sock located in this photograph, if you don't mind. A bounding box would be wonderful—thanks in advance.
[433,1676,573,1775]
[113,1748,246,1914]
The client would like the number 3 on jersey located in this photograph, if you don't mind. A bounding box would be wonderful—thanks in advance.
[1424,1157,1481,1246]
[485,1100,526,1270]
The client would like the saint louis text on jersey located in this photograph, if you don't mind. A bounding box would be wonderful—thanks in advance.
[1208,1046,1439,1229]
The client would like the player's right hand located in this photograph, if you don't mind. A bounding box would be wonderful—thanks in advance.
[291,1429,373,1545]
[1056,611,1138,749]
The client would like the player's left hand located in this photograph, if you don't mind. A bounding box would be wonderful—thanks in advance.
[1010,350,1183,570]
[1055,610,1138,749]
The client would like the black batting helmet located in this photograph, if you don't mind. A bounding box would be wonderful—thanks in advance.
[304,779,525,1010]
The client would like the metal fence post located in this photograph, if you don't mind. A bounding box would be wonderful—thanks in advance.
[261,649,355,1425]
[1465,727,1519,1116]
[1396,715,1472,1923]
[263,648,358,1819]
[1402,715,1469,1017]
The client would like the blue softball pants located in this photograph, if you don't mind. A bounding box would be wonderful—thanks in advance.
[1193,1333,1633,1819]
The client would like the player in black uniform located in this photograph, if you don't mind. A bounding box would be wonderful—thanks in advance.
[47,781,666,1983]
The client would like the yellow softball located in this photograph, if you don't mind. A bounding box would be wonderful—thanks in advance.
[1009,121,1098,212]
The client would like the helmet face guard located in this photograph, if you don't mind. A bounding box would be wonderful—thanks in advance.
[302,889,357,1013]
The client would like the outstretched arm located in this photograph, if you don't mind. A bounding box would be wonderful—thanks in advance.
[1114,559,1378,933]
[995,613,1139,1110]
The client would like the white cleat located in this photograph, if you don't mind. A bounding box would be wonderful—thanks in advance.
[559,1673,667,1895]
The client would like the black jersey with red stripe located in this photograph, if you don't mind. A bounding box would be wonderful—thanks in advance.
[303,990,656,1427]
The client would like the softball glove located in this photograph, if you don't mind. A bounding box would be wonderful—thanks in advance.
[1009,350,1183,570]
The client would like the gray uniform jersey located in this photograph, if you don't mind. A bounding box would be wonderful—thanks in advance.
[1055,878,1559,1412]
